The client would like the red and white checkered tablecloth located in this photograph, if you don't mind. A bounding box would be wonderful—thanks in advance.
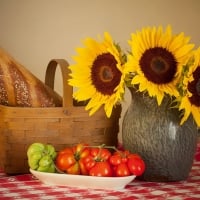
[0,144,200,200]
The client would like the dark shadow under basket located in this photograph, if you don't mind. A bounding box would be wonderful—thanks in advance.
[0,59,122,174]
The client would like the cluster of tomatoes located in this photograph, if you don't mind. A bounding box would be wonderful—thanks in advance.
[55,143,145,177]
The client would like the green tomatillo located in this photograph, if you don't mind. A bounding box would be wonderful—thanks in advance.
[27,142,57,173]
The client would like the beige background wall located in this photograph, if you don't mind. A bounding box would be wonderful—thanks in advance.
[0,0,200,142]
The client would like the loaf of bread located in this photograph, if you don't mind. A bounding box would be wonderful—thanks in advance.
[0,47,62,107]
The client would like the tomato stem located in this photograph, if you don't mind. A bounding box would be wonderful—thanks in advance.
[84,144,120,152]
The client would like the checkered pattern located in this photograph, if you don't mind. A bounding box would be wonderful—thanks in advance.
[0,144,200,200]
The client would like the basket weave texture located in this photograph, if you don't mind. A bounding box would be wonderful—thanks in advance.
[0,59,121,174]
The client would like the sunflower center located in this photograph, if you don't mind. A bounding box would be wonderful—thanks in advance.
[196,79,200,95]
[100,66,113,82]
[91,53,122,95]
[140,47,177,84]
[188,66,200,106]
[151,57,168,73]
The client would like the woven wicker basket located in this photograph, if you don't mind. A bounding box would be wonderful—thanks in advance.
[0,59,121,174]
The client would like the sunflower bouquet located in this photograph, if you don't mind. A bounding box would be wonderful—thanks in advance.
[68,25,200,127]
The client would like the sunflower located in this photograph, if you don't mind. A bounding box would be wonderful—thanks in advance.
[68,32,127,117]
[178,48,200,126]
[125,25,194,105]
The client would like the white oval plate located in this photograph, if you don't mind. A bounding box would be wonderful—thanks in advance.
[30,169,136,190]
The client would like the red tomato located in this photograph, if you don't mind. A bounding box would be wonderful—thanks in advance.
[66,162,80,175]
[109,154,122,166]
[55,152,80,174]
[82,147,113,177]
[109,150,145,177]
[72,143,91,160]
[127,153,143,160]
[114,163,131,177]
[55,143,90,175]
[57,147,74,155]
[82,155,96,171]
[79,158,89,175]
[127,157,145,176]
[90,148,111,161]
[89,161,113,177]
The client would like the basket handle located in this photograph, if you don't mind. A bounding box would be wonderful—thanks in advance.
[45,59,73,107]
